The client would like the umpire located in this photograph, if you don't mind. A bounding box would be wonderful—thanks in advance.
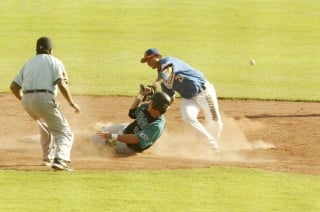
[10,36,81,171]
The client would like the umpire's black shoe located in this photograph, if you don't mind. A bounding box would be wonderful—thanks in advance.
[52,158,73,172]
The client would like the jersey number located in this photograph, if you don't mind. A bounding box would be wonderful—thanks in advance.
[164,73,184,89]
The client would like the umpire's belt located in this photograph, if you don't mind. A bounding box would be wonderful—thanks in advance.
[23,89,54,95]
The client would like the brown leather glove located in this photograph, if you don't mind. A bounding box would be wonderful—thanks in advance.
[140,84,156,101]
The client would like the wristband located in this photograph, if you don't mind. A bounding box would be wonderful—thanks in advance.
[136,94,144,101]
[111,133,118,140]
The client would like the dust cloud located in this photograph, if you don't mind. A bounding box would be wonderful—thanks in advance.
[148,115,275,162]
[72,122,116,158]
[19,117,275,164]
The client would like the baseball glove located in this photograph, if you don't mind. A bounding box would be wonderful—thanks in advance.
[140,84,156,101]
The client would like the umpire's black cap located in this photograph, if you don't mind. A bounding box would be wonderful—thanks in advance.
[36,37,53,53]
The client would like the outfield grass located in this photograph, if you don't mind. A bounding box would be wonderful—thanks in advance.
[0,168,319,211]
[0,1,319,211]
[0,0,319,101]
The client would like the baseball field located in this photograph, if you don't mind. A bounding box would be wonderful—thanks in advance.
[0,0,319,211]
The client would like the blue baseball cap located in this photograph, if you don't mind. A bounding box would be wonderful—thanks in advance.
[140,48,161,63]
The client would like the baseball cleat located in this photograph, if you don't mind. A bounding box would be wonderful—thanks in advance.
[51,158,74,172]
[42,159,53,167]
[209,140,219,150]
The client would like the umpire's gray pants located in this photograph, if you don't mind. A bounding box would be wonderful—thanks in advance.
[22,92,73,162]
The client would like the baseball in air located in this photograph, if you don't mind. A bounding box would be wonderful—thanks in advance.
[249,59,256,66]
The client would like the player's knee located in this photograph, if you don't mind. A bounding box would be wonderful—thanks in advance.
[182,115,193,123]
[182,116,199,126]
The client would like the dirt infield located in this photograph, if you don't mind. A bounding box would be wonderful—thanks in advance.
[0,93,319,175]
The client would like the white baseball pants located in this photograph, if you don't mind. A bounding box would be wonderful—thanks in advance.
[91,123,136,155]
[181,82,223,147]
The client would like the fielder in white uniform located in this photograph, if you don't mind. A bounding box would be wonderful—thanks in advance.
[10,37,81,171]
[140,48,223,149]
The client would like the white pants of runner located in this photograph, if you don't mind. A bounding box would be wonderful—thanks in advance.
[91,123,136,155]
[181,81,223,148]
[22,92,74,162]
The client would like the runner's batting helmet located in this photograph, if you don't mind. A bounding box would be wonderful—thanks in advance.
[150,92,171,114]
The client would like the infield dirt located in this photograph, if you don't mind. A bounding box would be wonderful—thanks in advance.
[0,94,319,175]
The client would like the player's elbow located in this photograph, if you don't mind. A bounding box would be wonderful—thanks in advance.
[10,82,20,93]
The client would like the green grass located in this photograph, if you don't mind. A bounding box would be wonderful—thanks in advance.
[0,0,319,211]
[0,0,319,100]
[0,168,319,211]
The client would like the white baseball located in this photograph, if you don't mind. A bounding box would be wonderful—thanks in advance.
[249,59,256,66]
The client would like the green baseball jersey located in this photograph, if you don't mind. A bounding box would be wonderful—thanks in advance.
[124,103,165,152]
